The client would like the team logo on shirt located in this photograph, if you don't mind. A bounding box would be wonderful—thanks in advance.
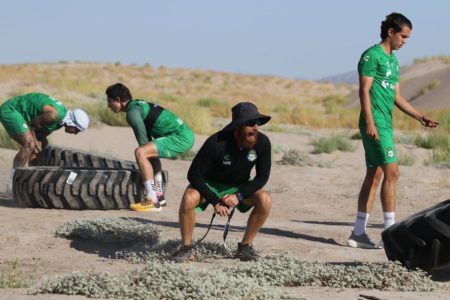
[23,123,28,129]
[386,147,395,158]
[247,150,257,162]
[222,154,231,165]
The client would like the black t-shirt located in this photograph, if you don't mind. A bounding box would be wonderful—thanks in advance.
[187,130,271,205]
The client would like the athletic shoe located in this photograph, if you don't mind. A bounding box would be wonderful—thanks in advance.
[346,231,382,249]
[234,243,259,261]
[129,196,162,212]
[156,191,166,207]
[172,245,195,263]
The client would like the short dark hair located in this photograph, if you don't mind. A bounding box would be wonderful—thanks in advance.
[380,12,412,40]
[105,83,133,101]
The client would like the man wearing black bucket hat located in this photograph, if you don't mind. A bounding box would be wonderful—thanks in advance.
[174,102,272,262]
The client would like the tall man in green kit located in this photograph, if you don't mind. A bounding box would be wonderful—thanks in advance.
[106,83,194,212]
[0,93,90,192]
[347,13,439,249]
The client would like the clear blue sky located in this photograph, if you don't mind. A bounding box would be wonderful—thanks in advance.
[1,0,449,79]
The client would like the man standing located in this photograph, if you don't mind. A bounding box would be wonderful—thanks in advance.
[347,13,439,249]
[175,102,272,262]
[106,83,194,212]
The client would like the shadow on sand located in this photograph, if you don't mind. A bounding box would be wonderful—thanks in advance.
[0,192,20,208]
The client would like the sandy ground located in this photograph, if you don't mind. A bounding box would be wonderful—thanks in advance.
[0,125,449,299]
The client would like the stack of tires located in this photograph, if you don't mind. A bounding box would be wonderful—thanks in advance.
[13,145,168,210]
[382,199,450,271]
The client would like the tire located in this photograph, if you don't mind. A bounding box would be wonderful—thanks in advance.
[382,199,450,271]
[35,145,139,169]
[13,167,143,210]
[35,145,168,194]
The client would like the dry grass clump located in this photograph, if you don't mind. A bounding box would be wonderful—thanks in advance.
[311,135,355,154]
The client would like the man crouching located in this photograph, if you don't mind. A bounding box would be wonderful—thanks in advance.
[175,102,272,262]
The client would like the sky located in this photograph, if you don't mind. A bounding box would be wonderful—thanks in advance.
[1,0,449,80]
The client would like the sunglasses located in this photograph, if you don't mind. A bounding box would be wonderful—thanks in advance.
[244,119,261,127]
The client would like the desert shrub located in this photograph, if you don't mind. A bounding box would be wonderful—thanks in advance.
[55,217,160,245]
[0,261,33,288]
[177,106,212,135]
[0,127,19,150]
[414,132,449,149]
[425,147,450,169]
[277,150,315,167]
[33,252,438,299]
[322,95,349,114]
[83,103,128,127]
[311,135,355,154]
[397,152,415,166]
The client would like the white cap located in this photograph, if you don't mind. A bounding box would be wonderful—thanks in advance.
[62,109,89,132]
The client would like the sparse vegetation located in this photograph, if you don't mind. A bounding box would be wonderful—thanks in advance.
[311,135,355,154]
[33,217,440,299]
[397,152,415,166]
[277,150,316,167]
[414,132,449,149]
[425,147,450,169]
[0,260,34,288]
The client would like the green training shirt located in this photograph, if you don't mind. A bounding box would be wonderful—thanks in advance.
[126,99,186,146]
[358,44,400,128]
[2,93,67,133]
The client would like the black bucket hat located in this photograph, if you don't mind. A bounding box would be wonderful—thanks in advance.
[222,102,271,131]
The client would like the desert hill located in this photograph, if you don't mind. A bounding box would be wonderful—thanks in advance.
[338,56,450,110]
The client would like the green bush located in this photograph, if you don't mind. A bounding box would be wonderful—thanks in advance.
[311,135,355,154]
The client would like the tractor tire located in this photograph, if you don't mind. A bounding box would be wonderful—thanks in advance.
[381,199,450,271]
[34,145,169,193]
[13,166,143,210]
[35,145,139,169]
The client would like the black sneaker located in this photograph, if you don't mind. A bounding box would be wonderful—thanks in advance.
[172,245,195,263]
[234,243,259,261]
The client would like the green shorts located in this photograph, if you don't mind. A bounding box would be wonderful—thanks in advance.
[194,180,253,213]
[0,105,30,137]
[360,126,397,168]
[155,124,194,158]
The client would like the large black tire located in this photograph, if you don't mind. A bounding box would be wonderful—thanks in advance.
[382,199,450,271]
[35,145,168,193]
[35,145,139,169]
[13,167,143,210]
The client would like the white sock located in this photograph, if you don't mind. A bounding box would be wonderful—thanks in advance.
[383,212,395,229]
[143,179,157,203]
[354,211,369,236]
[155,173,163,194]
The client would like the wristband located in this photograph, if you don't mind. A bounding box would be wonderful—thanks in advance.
[235,192,244,202]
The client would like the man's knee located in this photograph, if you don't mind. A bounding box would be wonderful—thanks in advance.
[180,188,201,212]
[252,190,272,212]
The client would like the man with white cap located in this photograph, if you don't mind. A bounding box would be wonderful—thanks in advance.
[0,92,89,170]
[175,102,272,262]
